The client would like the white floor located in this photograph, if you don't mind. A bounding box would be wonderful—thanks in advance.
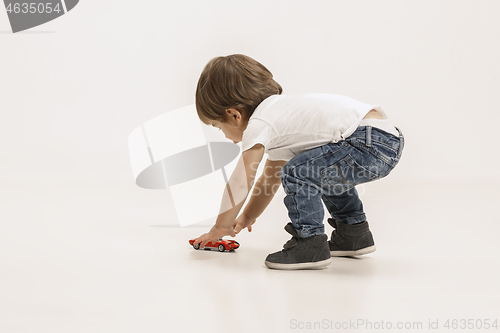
[1,179,499,333]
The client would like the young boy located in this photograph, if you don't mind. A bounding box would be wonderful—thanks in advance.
[193,54,404,270]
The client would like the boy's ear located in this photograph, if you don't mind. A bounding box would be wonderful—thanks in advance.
[225,108,242,121]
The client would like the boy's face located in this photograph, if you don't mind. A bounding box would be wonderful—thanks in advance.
[209,108,248,144]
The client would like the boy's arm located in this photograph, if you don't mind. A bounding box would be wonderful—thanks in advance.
[194,144,265,248]
[233,158,287,233]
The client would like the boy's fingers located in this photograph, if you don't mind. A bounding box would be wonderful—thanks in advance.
[248,225,252,232]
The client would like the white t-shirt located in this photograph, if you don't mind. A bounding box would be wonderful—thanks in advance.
[241,93,392,161]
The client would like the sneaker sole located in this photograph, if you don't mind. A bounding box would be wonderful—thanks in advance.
[264,257,332,270]
[330,245,376,257]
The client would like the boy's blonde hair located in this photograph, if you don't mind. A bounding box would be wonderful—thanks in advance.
[195,54,282,124]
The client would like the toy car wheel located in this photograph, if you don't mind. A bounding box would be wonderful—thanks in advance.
[218,244,225,252]
[193,243,200,250]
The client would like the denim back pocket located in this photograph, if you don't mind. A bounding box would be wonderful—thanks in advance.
[320,154,385,195]
[348,136,400,167]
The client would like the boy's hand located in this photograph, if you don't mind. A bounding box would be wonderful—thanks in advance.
[233,213,257,234]
[194,225,236,249]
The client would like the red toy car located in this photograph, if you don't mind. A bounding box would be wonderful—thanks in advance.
[189,238,240,252]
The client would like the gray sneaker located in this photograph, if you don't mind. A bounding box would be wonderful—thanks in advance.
[328,218,376,256]
[265,223,331,270]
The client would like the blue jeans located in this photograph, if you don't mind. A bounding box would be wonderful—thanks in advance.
[281,126,405,238]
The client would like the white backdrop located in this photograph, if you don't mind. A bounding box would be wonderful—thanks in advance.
[1,0,499,187]
[2,2,500,332]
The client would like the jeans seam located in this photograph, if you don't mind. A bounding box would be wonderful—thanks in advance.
[350,137,399,153]
[346,154,380,180]
[371,139,399,152]
[397,136,405,160]
[347,141,395,167]
[320,153,380,188]
[343,214,367,224]
[286,142,349,175]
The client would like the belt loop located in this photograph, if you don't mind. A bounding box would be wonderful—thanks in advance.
[395,126,404,159]
[366,126,372,147]
[395,126,403,138]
